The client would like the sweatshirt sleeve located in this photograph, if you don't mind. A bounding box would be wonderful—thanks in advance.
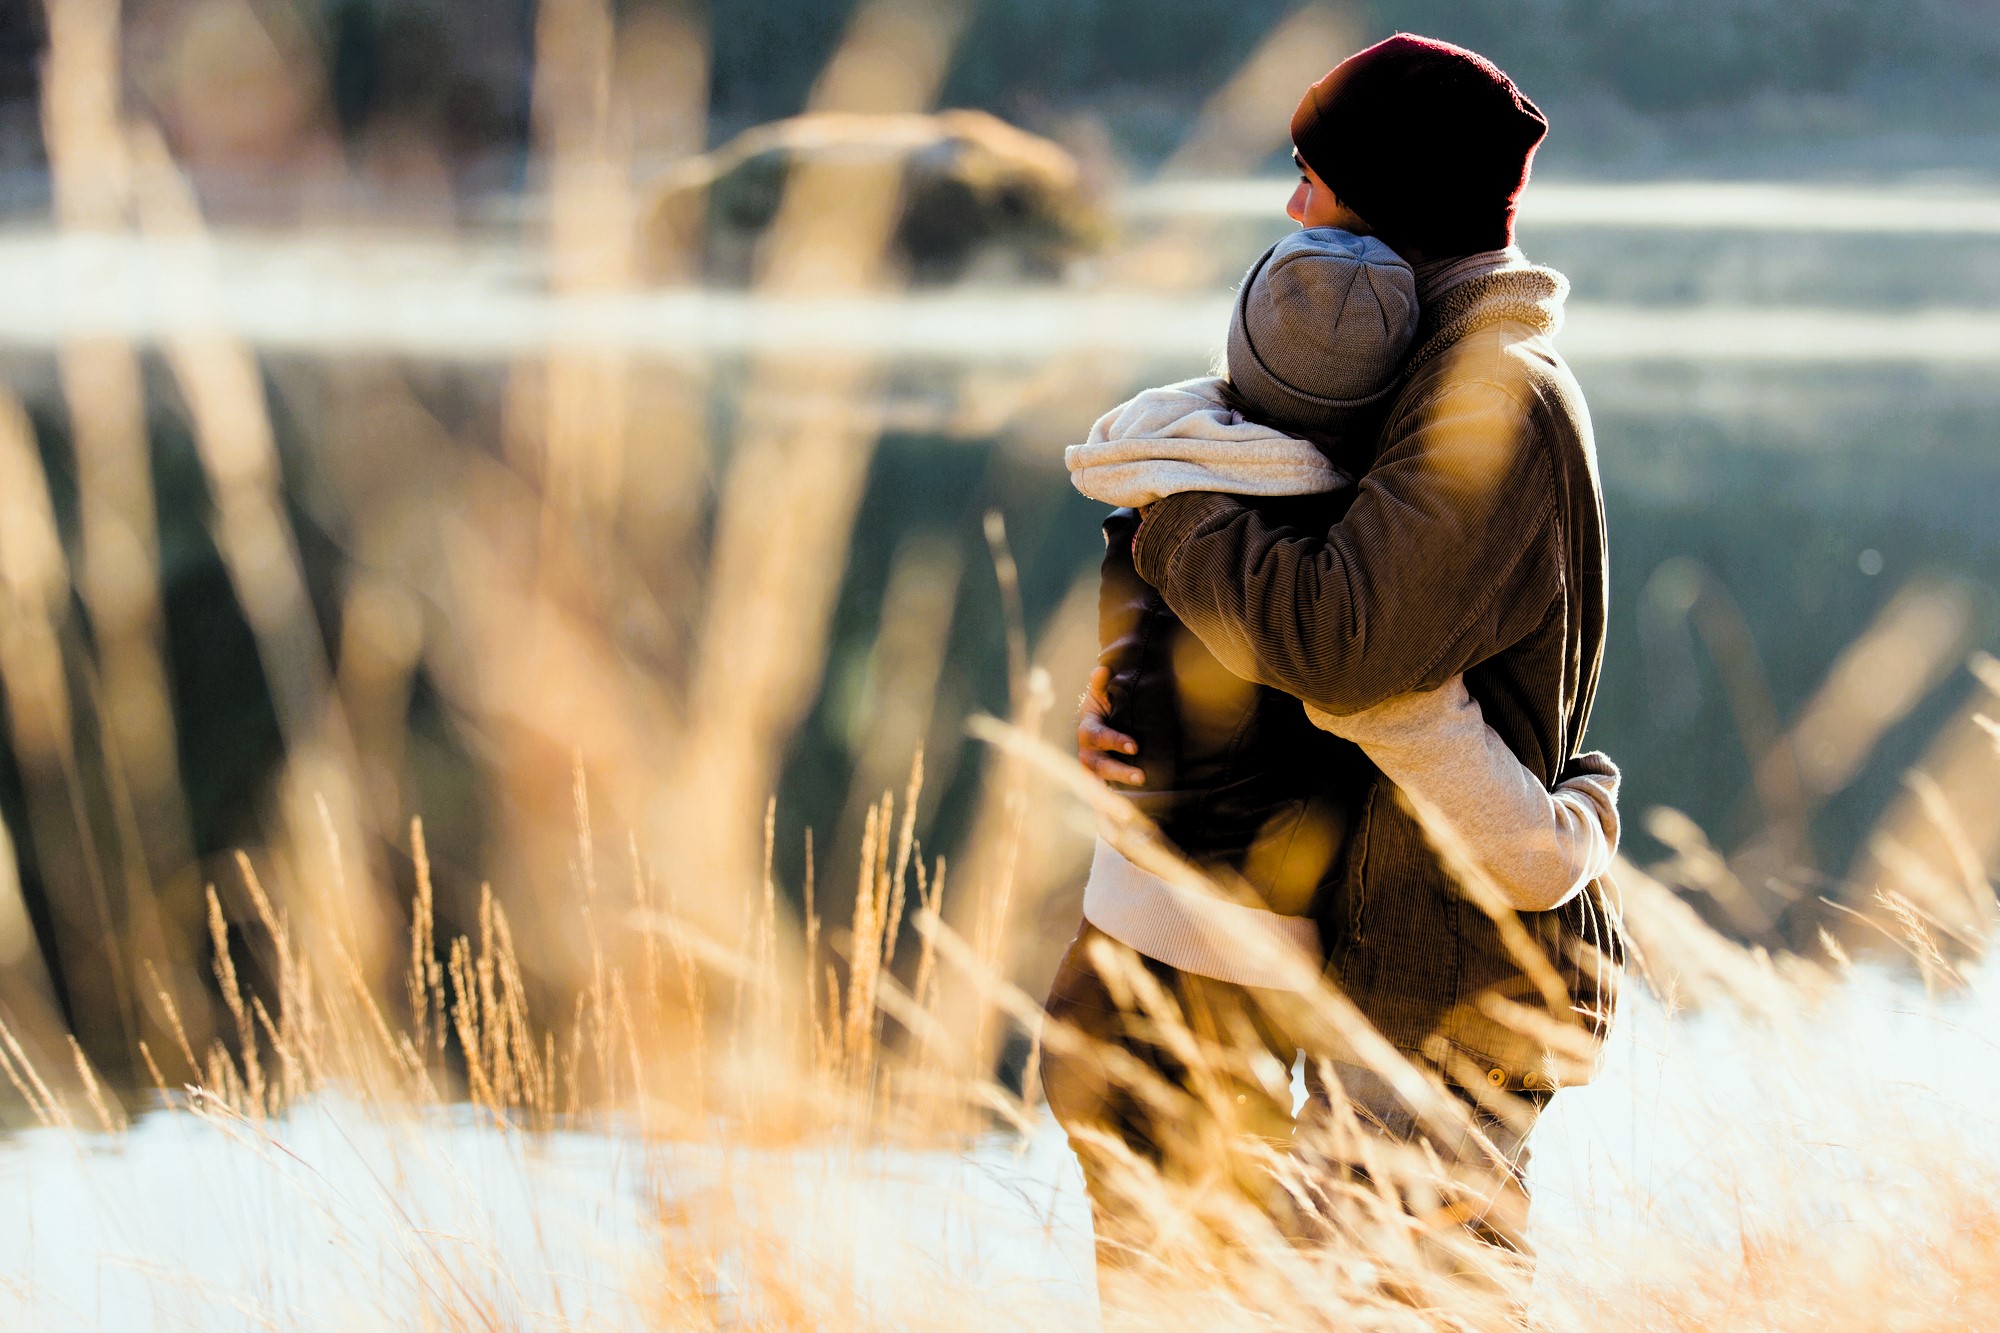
[1307,677,1620,912]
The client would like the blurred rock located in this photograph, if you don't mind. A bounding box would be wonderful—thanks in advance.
[637,109,1107,287]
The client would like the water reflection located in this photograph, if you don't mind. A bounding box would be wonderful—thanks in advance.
[5,220,2000,362]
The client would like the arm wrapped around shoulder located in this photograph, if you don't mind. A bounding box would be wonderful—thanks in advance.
[1308,678,1620,912]
[1133,377,1561,715]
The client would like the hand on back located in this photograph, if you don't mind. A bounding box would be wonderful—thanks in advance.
[1077,665,1144,785]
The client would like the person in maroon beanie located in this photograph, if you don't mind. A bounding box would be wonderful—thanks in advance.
[1287,33,1550,261]
[1070,33,1622,1270]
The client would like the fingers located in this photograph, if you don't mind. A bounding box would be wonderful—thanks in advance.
[1079,666,1144,783]
[1078,710,1137,755]
[1084,665,1112,715]
[1077,724,1144,788]
[1083,750,1147,786]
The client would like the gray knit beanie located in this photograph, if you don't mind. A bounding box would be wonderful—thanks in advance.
[1225,227,1418,432]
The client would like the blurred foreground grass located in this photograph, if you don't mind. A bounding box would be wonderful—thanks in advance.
[2,731,1999,1330]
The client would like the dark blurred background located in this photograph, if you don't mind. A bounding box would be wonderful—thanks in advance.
[4,0,2000,200]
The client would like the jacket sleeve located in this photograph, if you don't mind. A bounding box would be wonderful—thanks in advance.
[1132,377,1560,716]
[1094,507,1151,722]
[1308,680,1620,912]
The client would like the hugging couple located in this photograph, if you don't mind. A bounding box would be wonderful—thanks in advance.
[1038,35,1625,1269]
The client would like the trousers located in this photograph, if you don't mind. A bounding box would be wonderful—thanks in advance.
[1039,922,1546,1275]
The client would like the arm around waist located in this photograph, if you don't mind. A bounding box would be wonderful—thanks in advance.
[1310,678,1619,912]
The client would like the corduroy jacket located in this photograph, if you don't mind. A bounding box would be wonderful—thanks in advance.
[1131,266,1621,1090]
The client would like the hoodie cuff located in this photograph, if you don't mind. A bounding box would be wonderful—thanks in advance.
[1132,492,1242,587]
[1560,750,1621,786]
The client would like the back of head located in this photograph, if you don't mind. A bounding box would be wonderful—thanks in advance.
[1226,227,1418,435]
[1290,34,1547,258]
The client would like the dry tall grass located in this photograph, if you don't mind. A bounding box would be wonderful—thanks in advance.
[3,0,1998,1328]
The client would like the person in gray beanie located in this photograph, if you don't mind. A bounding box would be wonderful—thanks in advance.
[1042,226,1620,1271]
[1228,226,1418,429]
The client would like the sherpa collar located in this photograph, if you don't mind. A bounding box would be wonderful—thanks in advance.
[1401,261,1569,382]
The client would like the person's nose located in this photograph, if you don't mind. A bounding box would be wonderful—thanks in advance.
[1286,180,1309,224]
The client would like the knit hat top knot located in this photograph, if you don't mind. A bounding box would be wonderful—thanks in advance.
[1290,33,1547,258]
[1226,226,1418,432]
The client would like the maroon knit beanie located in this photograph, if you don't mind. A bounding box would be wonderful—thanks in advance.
[1290,33,1547,258]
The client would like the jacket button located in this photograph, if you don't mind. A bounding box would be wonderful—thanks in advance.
[1486,1068,1507,1088]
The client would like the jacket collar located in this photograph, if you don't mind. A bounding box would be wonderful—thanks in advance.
[1402,261,1569,381]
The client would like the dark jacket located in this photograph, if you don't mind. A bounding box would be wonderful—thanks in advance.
[1096,501,1371,918]
[1131,267,1621,1090]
